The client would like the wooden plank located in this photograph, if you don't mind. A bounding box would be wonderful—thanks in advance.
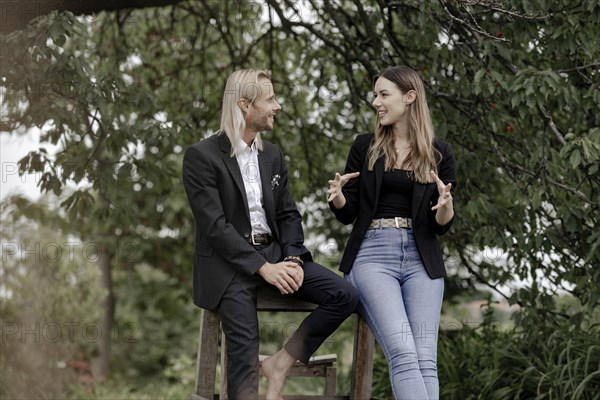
[269,365,328,377]
[194,310,220,399]
[325,366,337,396]
[204,393,349,399]
[259,360,334,377]
[303,354,337,365]
[350,315,374,400]
[220,331,228,400]
[258,396,348,400]
[258,354,337,365]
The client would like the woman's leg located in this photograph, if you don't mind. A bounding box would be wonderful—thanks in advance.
[401,230,444,400]
[347,228,430,400]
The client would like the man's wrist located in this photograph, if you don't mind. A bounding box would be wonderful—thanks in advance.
[284,256,303,267]
[257,262,270,277]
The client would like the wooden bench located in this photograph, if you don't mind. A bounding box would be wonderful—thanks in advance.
[188,285,375,400]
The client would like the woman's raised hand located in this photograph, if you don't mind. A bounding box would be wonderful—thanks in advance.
[327,172,360,205]
[430,170,453,211]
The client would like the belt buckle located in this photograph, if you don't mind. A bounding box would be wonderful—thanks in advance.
[251,234,259,245]
[394,217,408,228]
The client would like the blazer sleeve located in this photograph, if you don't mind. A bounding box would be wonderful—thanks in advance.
[273,147,311,260]
[329,135,366,224]
[429,141,457,235]
[182,145,267,275]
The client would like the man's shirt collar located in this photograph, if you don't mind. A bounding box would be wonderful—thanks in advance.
[236,139,258,154]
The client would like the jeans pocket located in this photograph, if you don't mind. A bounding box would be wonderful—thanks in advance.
[363,229,378,240]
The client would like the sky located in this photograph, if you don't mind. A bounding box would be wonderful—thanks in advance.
[0,129,43,201]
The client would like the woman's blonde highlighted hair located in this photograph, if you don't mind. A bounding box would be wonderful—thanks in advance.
[367,66,439,183]
[219,69,272,156]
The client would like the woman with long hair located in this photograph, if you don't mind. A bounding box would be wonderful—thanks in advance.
[327,66,456,399]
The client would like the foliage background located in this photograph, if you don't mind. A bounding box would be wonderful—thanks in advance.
[1,0,599,398]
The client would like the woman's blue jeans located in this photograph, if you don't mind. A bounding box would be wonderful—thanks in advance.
[346,227,444,400]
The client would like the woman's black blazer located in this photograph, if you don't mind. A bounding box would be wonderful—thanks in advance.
[329,133,457,279]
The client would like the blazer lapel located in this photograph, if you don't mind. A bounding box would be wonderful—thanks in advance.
[219,134,250,219]
[412,182,434,222]
[258,150,277,229]
[373,156,385,211]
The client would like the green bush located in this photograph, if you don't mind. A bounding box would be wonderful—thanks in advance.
[1,213,106,399]
[108,264,199,380]
[371,307,600,399]
[438,316,600,399]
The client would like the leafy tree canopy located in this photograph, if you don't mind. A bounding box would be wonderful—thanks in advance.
[2,0,599,339]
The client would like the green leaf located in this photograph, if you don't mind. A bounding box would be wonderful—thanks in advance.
[569,149,582,168]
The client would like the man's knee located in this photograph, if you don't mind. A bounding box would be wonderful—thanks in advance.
[335,279,360,314]
[345,283,360,310]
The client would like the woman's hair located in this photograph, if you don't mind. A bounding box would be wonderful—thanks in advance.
[366,66,439,183]
[219,69,271,156]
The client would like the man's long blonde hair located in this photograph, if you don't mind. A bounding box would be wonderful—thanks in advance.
[366,66,439,183]
[219,69,271,156]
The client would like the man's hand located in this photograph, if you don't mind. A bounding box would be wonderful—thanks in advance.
[257,261,304,294]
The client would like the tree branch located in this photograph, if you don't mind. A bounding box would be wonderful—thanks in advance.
[0,0,186,34]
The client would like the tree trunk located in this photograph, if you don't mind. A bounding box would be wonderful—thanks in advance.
[90,245,115,381]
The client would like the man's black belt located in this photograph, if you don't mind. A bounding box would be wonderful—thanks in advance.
[248,233,272,246]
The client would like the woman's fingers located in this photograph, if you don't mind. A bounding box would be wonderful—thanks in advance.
[327,172,360,202]
[430,171,453,211]
[432,190,453,210]
[343,171,361,181]
[430,170,452,194]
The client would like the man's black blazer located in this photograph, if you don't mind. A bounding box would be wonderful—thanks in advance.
[330,133,457,279]
[182,132,310,310]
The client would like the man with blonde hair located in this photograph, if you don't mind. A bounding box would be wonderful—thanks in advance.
[182,69,358,399]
